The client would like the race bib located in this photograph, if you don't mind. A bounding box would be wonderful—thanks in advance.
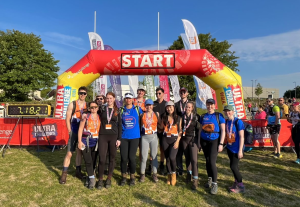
[106,124,112,129]
[167,133,172,137]
[226,133,236,145]
[145,130,153,135]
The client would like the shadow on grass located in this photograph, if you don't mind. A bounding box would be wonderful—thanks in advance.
[133,192,177,207]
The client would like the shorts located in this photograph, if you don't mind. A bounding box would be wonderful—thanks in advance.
[67,132,78,152]
[269,125,281,135]
[157,132,164,147]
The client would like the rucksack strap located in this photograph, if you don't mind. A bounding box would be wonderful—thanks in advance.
[72,101,76,116]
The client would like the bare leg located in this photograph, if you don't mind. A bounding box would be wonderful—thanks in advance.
[63,151,73,167]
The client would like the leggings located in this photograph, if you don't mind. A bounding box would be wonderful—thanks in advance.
[181,136,199,178]
[98,134,118,179]
[227,149,242,183]
[200,138,219,182]
[292,126,300,159]
[162,136,179,173]
[82,145,97,176]
[140,134,158,174]
[176,139,183,172]
[120,138,140,174]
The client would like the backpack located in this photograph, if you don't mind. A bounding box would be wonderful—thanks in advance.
[269,105,283,118]
[119,105,141,116]
[226,119,253,145]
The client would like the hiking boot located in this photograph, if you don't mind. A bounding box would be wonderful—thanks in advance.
[210,182,218,195]
[159,164,165,175]
[191,179,198,190]
[129,174,136,186]
[152,173,158,183]
[75,169,83,180]
[171,173,177,186]
[204,177,212,188]
[105,179,111,189]
[295,158,300,164]
[97,180,104,190]
[146,164,152,175]
[59,171,67,184]
[273,153,282,159]
[186,173,191,183]
[167,174,171,185]
[230,182,245,193]
[228,180,237,191]
[139,174,145,183]
[88,178,96,189]
[119,174,127,186]
[84,176,89,187]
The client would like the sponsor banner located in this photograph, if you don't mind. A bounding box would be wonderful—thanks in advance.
[159,75,170,101]
[230,84,246,119]
[32,123,58,141]
[128,75,139,97]
[181,33,190,50]
[54,85,64,118]
[211,88,218,109]
[223,86,238,117]
[88,32,104,50]
[182,19,200,50]
[96,75,107,95]
[169,75,181,102]
[109,75,123,107]
[104,45,114,50]
[144,75,156,100]
[194,76,213,109]
[63,86,72,119]
[121,53,175,69]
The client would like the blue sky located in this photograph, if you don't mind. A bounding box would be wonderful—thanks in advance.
[1,0,300,96]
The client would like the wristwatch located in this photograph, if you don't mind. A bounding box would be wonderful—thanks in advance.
[219,143,224,146]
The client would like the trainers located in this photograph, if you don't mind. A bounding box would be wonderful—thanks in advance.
[270,152,276,156]
[120,177,127,186]
[84,176,89,187]
[295,158,300,164]
[228,180,237,191]
[105,179,111,189]
[191,179,198,190]
[273,153,282,159]
[152,173,158,183]
[88,178,96,189]
[97,180,104,190]
[230,182,245,193]
[129,177,136,186]
[210,182,218,195]
[139,174,145,182]
[59,171,67,184]
[204,177,212,188]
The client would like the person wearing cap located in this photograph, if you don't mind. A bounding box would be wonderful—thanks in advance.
[119,92,144,186]
[223,105,245,193]
[159,101,182,186]
[266,98,282,158]
[175,87,190,176]
[287,102,300,164]
[153,87,167,175]
[199,98,225,195]
[134,85,146,112]
[139,99,160,183]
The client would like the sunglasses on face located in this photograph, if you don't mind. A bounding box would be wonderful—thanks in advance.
[267,101,271,103]
[79,92,87,95]
[156,93,162,95]
[89,106,98,109]
[278,100,283,102]
[96,98,103,100]
[180,91,186,94]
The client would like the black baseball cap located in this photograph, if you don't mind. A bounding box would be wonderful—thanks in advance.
[206,98,215,104]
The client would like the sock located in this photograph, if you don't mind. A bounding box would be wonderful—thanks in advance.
[107,175,112,180]
[89,175,95,179]
[172,171,176,174]
[212,182,217,184]
[189,171,192,175]
[76,166,81,171]
[63,167,68,172]
[193,176,198,179]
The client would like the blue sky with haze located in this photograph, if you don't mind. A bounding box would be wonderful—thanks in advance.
[1,0,300,96]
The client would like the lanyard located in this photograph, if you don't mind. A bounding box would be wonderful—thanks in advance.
[146,112,153,128]
[226,118,234,138]
[106,107,114,124]
[180,100,188,113]
[183,113,193,132]
[90,114,99,134]
[77,100,86,114]
[168,117,174,132]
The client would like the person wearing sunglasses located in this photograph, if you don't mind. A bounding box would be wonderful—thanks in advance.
[95,95,106,106]
[287,102,300,164]
[133,85,146,112]
[77,101,100,189]
[153,87,167,175]
[119,92,144,186]
[266,98,282,159]
[97,92,122,189]
[60,86,88,184]
[277,98,289,119]
[175,87,190,176]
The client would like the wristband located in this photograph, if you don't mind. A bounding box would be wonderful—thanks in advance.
[219,143,224,146]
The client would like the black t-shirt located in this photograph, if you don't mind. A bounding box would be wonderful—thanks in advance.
[175,99,189,117]
[98,106,122,140]
[182,113,200,137]
[153,100,167,118]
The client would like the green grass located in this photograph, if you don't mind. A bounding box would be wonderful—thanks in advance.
[0,147,299,207]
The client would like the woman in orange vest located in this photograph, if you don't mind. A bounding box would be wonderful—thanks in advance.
[139,99,160,183]
[78,101,101,189]
[159,101,182,186]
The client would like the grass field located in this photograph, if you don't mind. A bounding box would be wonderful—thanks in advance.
[0,146,299,207]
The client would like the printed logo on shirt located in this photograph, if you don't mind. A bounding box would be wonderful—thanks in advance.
[124,116,136,129]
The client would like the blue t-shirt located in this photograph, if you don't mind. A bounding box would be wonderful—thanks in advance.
[226,118,245,153]
[121,106,144,139]
[200,113,225,141]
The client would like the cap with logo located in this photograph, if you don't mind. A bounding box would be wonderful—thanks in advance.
[124,93,134,99]
[145,99,154,105]
[206,98,215,104]
[165,101,175,107]
[179,87,188,93]
[137,85,146,91]
[223,105,234,111]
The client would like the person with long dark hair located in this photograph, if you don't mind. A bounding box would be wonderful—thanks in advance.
[96,92,122,190]
[77,101,100,189]
[159,101,182,186]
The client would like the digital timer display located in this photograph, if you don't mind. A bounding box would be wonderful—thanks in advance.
[7,104,51,116]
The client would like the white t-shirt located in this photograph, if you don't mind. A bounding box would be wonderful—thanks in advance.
[289,111,300,127]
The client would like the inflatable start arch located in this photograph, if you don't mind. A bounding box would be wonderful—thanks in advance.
[54,49,246,119]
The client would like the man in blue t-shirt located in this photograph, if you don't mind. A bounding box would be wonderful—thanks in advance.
[119,92,143,186]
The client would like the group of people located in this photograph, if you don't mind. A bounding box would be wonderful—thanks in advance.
[58,85,248,194]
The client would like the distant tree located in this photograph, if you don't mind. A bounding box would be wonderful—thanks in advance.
[255,83,263,104]
[0,30,59,102]
[284,86,299,99]
[168,33,239,100]
[86,84,94,102]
